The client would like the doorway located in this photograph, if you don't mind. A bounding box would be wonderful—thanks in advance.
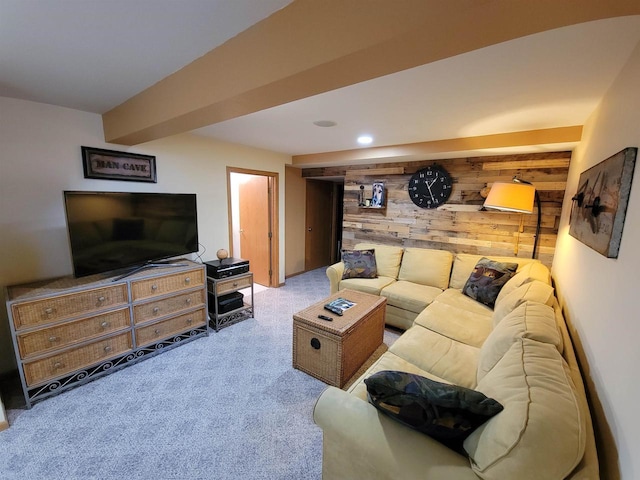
[305,179,343,271]
[228,168,279,287]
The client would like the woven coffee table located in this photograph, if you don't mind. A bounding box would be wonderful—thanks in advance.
[292,289,386,388]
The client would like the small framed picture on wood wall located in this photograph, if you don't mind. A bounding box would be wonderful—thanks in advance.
[371,182,385,207]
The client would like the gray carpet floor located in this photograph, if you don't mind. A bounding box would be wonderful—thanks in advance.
[0,267,400,480]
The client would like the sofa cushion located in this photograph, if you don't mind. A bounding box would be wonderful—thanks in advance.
[464,339,586,480]
[355,243,404,279]
[449,254,538,290]
[462,258,518,308]
[389,325,479,388]
[495,262,551,305]
[380,281,443,314]
[414,300,493,348]
[397,248,453,289]
[365,371,503,452]
[348,351,450,401]
[477,301,562,382]
[341,249,378,279]
[433,289,495,316]
[339,276,395,296]
[492,280,555,326]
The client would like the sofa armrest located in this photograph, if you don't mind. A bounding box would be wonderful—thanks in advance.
[313,387,476,480]
[326,262,344,294]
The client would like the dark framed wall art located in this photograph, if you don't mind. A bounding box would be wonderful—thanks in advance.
[82,146,157,183]
[569,147,637,258]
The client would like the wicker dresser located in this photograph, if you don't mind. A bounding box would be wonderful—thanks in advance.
[5,260,208,408]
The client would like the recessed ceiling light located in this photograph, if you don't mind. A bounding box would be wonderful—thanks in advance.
[357,135,373,145]
[313,120,337,127]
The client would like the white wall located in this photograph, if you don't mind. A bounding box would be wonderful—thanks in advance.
[0,96,290,374]
[553,40,640,479]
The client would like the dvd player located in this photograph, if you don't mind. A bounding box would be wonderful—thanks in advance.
[204,257,249,279]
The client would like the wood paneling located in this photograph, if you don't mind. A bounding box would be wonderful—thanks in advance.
[304,152,571,268]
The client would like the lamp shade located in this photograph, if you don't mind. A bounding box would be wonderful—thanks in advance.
[484,182,535,213]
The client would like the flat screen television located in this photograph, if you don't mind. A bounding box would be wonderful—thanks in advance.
[63,191,199,278]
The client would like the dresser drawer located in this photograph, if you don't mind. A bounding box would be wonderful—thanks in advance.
[131,268,204,301]
[17,308,131,359]
[215,275,252,296]
[11,284,128,330]
[23,332,133,386]
[133,290,205,325]
[135,308,206,347]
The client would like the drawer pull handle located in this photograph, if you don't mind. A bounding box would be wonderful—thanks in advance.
[97,296,106,303]
[186,318,193,325]
[233,282,238,287]
[100,321,109,329]
[185,298,192,305]
[44,307,54,316]
[151,284,158,291]
[153,307,160,314]
[154,329,161,335]
[53,362,64,369]
[185,277,191,284]
[311,338,321,350]
[48,336,58,343]
[103,345,112,353]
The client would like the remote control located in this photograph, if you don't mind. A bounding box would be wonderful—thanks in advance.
[317,314,333,321]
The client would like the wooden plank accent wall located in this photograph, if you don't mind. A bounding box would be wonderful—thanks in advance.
[304,151,571,268]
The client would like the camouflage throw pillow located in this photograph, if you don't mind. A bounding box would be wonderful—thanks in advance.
[462,257,518,308]
[365,370,503,453]
[341,249,378,279]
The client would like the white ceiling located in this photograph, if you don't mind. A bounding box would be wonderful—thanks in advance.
[2,1,640,159]
[0,0,293,112]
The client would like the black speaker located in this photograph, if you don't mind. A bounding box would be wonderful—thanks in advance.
[210,291,244,314]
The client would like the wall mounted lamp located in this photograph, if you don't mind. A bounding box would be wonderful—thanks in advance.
[483,177,541,259]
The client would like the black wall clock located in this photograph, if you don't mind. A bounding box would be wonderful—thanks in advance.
[408,165,453,209]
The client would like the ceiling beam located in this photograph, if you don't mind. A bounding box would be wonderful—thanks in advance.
[102,0,640,146]
[291,126,583,166]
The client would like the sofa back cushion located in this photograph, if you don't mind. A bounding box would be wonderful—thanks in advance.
[492,280,554,326]
[494,262,551,305]
[449,254,538,290]
[477,301,562,382]
[397,248,453,289]
[355,243,404,279]
[464,338,586,480]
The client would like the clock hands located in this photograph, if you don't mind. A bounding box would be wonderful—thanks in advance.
[425,176,438,202]
[425,180,435,202]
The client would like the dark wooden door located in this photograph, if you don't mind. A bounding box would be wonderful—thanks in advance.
[305,180,333,271]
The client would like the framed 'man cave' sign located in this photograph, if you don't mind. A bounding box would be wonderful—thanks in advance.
[81,146,157,183]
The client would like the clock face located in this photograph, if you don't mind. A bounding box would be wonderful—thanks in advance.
[409,166,453,209]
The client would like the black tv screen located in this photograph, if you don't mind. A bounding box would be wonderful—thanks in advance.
[64,191,199,277]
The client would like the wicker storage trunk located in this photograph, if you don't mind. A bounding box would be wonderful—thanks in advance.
[293,289,386,387]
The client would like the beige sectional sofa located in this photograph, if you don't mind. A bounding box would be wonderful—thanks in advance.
[314,243,598,479]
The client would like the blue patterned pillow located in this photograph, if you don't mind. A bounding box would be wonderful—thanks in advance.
[341,249,378,279]
[365,370,503,453]
[462,258,518,308]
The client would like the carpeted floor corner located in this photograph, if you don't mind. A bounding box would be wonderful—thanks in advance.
[0,267,399,480]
